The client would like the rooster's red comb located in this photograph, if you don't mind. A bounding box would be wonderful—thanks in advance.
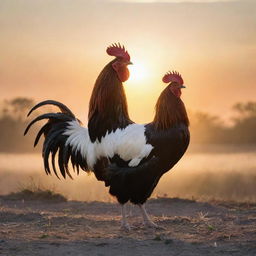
[106,43,130,62]
[162,71,184,85]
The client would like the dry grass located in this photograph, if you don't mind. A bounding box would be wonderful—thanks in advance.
[3,177,67,202]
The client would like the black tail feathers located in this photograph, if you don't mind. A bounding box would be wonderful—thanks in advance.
[24,100,88,179]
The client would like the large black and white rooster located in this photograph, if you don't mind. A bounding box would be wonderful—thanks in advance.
[25,44,189,230]
[25,43,133,179]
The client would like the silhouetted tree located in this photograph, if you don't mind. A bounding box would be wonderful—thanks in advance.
[231,101,256,143]
[189,111,228,143]
[233,101,256,119]
[0,97,40,152]
[2,97,34,121]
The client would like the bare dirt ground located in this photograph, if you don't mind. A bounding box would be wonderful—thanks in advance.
[0,196,255,256]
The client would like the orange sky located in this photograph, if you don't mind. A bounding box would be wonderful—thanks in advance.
[0,0,255,123]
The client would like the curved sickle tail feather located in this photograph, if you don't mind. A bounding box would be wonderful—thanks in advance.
[24,100,92,179]
[27,100,76,118]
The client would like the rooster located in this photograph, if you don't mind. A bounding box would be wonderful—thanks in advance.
[104,71,190,229]
[24,43,133,181]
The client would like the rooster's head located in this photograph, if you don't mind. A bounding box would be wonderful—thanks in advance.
[162,71,186,98]
[106,43,132,82]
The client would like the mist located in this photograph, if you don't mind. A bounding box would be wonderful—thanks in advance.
[1,147,255,202]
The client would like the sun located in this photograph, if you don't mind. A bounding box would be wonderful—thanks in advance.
[125,58,158,95]
[127,61,149,85]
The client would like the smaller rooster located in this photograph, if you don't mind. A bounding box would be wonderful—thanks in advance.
[103,71,190,229]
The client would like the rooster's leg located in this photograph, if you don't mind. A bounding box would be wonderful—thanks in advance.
[126,202,134,217]
[120,204,131,231]
[139,204,158,228]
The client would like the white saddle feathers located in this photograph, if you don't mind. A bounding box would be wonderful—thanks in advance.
[63,121,153,169]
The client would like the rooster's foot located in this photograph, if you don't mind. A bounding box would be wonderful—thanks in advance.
[143,221,165,230]
[120,222,131,231]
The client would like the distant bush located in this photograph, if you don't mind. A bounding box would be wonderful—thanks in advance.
[2,177,67,202]
[4,189,67,202]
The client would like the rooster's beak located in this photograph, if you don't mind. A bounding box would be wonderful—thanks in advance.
[127,61,133,65]
[180,85,186,88]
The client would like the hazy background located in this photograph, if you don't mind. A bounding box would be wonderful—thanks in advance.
[0,0,256,202]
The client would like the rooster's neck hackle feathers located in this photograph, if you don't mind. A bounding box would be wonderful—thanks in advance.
[153,86,189,130]
[88,60,132,141]
[88,60,129,119]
